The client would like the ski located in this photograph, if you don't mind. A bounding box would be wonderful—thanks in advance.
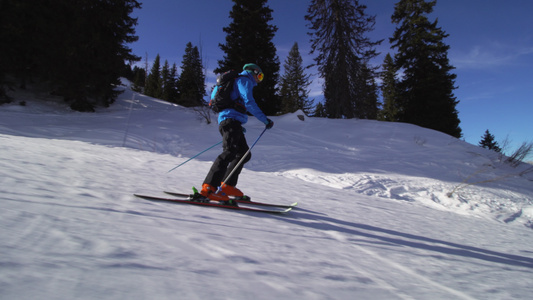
[163,191,298,208]
[134,194,293,214]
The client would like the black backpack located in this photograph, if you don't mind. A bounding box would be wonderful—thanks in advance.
[209,70,246,113]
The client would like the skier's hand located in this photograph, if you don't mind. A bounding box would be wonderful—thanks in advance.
[265,118,274,130]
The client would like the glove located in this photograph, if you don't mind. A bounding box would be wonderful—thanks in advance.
[265,118,274,130]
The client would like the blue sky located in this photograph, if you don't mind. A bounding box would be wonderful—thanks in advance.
[130,0,533,153]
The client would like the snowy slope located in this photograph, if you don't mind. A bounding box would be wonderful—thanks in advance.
[1,82,532,299]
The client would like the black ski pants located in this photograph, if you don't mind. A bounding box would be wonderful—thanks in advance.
[203,119,251,187]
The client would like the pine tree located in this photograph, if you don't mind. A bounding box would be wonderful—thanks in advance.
[279,43,313,115]
[379,53,400,121]
[306,0,382,119]
[145,54,162,98]
[0,0,141,110]
[355,65,380,119]
[160,60,173,102]
[313,102,327,117]
[131,66,146,93]
[167,63,179,103]
[161,60,170,93]
[390,0,462,137]
[479,130,502,152]
[217,0,280,115]
[177,42,206,107]
[78,0,141,108]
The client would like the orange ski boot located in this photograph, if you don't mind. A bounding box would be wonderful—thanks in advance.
[220,182,244,198]
[200,184,238,206]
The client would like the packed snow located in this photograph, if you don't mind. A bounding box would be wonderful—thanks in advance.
[1,81,532,299]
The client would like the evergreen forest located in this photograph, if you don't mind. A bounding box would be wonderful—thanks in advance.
[1,0,464,139]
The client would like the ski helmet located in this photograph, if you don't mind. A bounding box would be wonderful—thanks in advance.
[243,63,264,82]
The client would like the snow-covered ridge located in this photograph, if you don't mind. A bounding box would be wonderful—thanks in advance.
[2,81,532,226]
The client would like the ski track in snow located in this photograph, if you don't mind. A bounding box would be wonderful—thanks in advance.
[1,82,533,299]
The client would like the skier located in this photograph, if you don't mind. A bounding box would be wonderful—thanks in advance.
[200,63,274,204]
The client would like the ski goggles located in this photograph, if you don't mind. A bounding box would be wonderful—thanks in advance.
[253,69,264,82]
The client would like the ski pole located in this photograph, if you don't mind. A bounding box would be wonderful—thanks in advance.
[219,127,267,190]
[167,141,222,173]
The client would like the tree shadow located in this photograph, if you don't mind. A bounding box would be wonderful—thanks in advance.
[283,210,533,269]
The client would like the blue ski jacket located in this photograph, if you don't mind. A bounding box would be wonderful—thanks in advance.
[211,70,269,125]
